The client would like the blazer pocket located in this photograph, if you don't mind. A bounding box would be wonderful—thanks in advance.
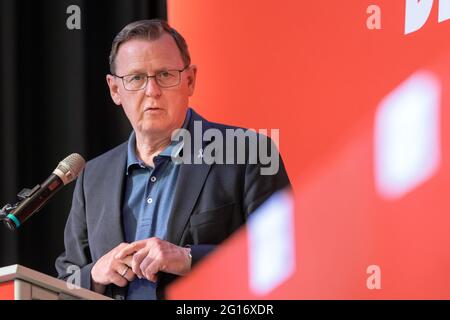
[190,202,235,244]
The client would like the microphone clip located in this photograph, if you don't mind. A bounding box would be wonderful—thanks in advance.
[17,185,41,200]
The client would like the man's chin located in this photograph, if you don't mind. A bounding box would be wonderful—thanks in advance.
[140,125,173,138]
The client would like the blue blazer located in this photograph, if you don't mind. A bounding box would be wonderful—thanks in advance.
[55,108,290,299]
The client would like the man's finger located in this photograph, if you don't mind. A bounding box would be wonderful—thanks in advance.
[122,255,133,267]
[147,273,158,283]
[142,260,160,283]
[139,255,154,277]
[144,269,158,283]
[123,268,136,282]
[117,242,129,250]
[111,273,128,288]
[131,250,147,279]
[115,242,141,259]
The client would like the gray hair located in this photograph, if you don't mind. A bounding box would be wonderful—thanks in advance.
[109,19,191,74]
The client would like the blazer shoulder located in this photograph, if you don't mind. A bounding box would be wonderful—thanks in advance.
[190,108,247,133]
[84,141,128,173]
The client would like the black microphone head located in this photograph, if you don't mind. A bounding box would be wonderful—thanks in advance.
[53,153,86,185]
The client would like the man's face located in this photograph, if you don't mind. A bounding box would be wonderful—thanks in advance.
[106,33,196,138]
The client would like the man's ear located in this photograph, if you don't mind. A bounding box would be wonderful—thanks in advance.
[186,65,197,97]
[106,74,121,105]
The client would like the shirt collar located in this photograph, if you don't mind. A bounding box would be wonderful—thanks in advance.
[126,108,191,175]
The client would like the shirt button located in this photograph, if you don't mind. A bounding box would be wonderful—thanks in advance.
[147,197,153,204]
[150,176,157,182]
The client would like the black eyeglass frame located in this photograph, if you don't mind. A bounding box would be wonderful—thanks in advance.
[112,65,190,91]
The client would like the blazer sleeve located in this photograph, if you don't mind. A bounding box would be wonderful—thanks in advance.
[243,136,291,216]
[54,169,94,290]
[189,135,291,266]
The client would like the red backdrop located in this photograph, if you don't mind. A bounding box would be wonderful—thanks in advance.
[166,0,450,299]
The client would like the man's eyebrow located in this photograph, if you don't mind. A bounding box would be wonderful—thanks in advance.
[121,67,174,75]
[123,69,147,75]
[153,67,177,72]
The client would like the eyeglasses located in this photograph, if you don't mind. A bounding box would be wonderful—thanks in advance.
[112,65,190,91]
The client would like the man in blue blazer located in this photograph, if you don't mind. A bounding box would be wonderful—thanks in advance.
[55,19,290,300]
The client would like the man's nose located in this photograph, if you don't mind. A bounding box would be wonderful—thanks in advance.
[145,77,162,97]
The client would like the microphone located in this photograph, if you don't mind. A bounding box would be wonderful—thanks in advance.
[1,153,86,231]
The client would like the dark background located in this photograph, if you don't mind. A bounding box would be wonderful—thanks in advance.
[0,0,166,276]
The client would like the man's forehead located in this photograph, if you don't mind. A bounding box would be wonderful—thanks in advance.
[115,35,184,72]
[117,34,180,59]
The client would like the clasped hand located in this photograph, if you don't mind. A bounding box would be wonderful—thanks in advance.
[91,237,191,290]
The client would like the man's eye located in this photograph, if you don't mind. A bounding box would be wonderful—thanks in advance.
[159,71,172,78]
[129,75,144,82]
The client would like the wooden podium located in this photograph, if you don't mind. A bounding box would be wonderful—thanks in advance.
[0,265,112,300]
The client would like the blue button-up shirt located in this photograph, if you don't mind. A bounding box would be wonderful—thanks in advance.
[122,109,190,300]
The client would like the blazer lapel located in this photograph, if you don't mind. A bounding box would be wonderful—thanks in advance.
[166,162,211,245]
[166,109,213,244]
[101,143,127,246]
